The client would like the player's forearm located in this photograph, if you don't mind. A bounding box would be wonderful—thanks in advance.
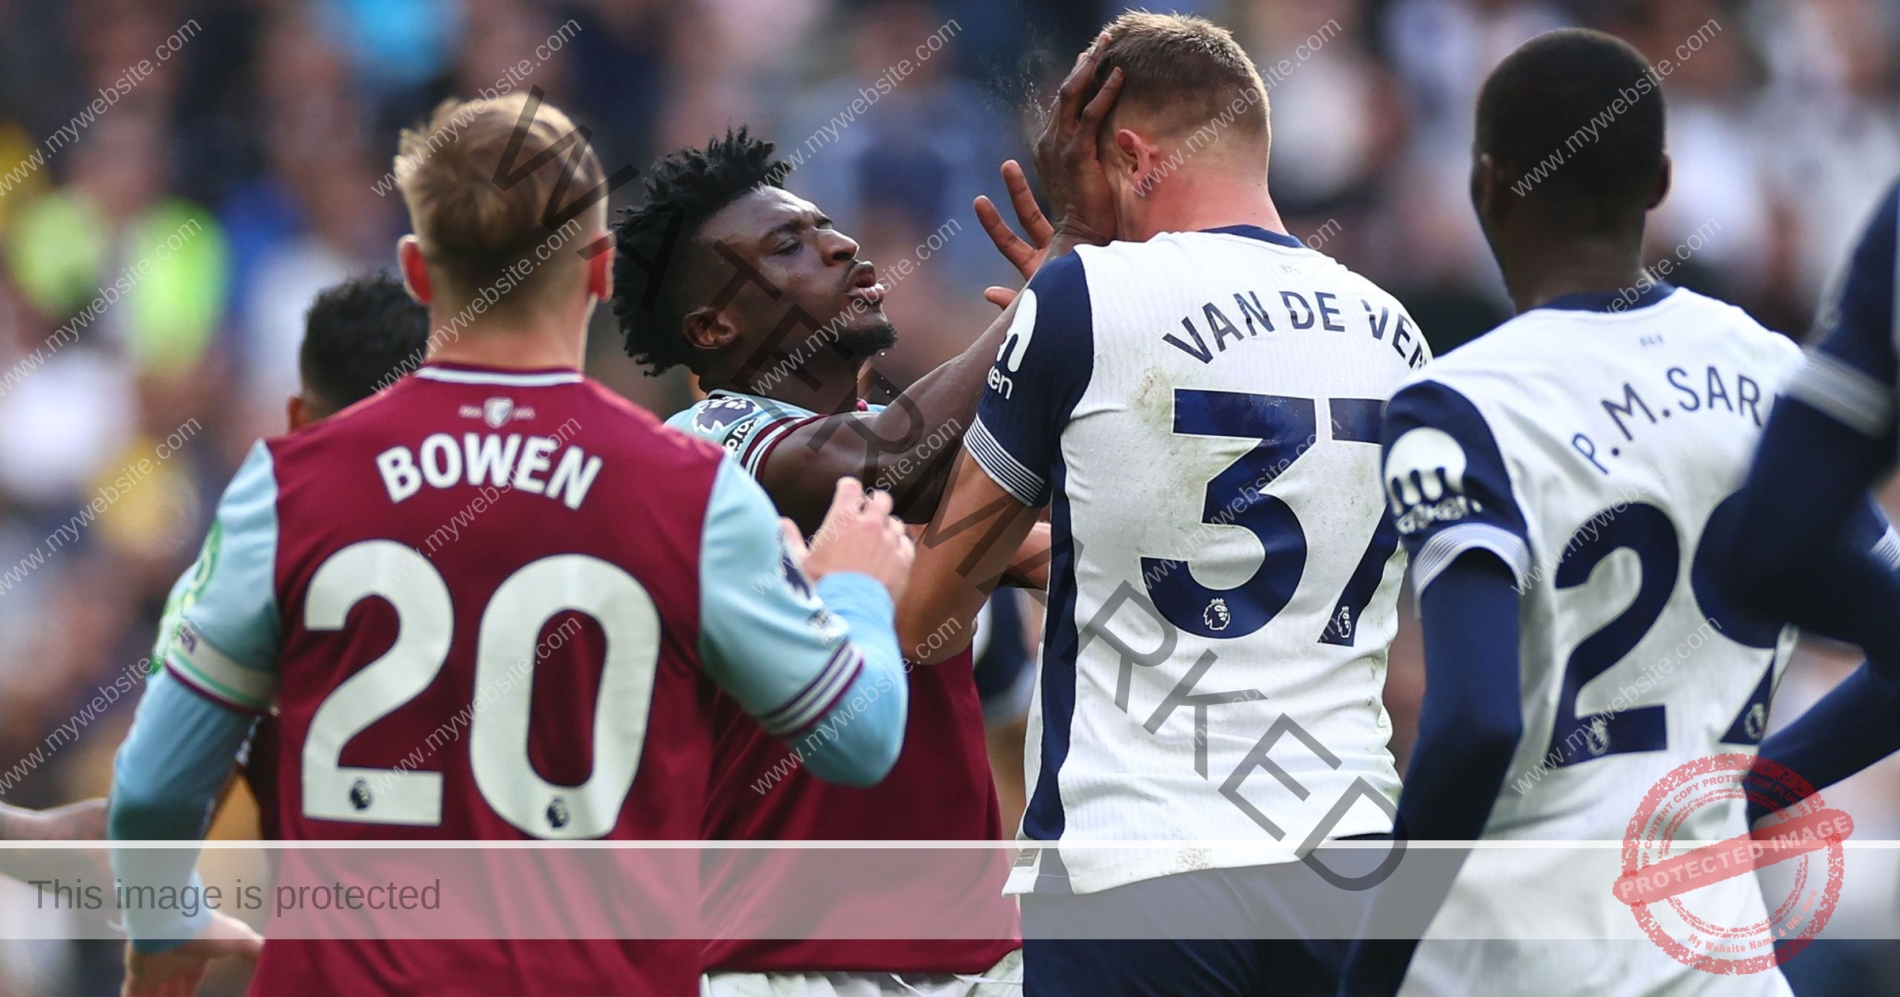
[110,670,255,952]
[1340,556,1524,997]
[900,452,1040,663]
[1401,554,1524,841]
[863,308,1017,511]
[762,308,1017,532]
[789,573,910,787]
[1723,438,1900,673]
[1002,521,1053,588]
[1727,398,1890,610]
[1749,661,1900,823]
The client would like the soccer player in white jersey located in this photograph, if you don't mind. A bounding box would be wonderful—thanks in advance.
[899,13,1427,996]
[1712,175,1900,818]
[1338,29,1839,997]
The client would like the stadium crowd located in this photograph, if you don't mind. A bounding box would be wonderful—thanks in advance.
[1,0,1899,993]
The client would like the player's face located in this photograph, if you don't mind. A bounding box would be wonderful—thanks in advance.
[698,188,896,364]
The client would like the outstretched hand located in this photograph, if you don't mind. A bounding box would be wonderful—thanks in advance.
[975,159,1053,307]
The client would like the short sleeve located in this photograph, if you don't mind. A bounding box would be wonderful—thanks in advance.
[966,252,1095,507]
[666,392,819,477]
[1793,180,1900,439]
[1382,379,1532,593]
[167,440,282,712]
[148,563,195,669]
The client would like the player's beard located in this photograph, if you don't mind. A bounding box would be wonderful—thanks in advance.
[835,319,897,360]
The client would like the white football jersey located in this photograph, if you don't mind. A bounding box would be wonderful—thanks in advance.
[1381,284,1805,997]
[966,226,1428,894]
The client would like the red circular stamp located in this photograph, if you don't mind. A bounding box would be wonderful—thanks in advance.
[1612,754,1851,974]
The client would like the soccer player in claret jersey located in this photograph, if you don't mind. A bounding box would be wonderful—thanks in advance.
[0,275,429,883]
[901,15,1424,997]
[611,124,1071,995]
[107,93,916,997]
[185,273,434,839]
[1336,29,1881,997]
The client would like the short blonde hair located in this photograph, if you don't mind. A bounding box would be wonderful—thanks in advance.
[394,92,606,309]
[1098,12,1269,142]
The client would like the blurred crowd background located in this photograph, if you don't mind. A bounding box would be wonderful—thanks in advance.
[1,0,1899,993]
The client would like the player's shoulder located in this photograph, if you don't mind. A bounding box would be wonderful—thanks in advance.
[666,389,817,460]
[273,368,726,473]
[567,377,733,468]
[264,375,410,461]
[1084,225,1320,272]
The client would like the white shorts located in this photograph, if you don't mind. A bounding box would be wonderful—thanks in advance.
[1399,847,1794,997]
[702,950,1022,997]
[1400,940,1794,997]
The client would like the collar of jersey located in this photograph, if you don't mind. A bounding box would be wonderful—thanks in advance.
[1530,281,1678,314]
[1200,224,1306,249]
[707,388,872,416]
[417,362,584,387]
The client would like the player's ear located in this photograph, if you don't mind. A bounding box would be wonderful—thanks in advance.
[1115,128,1152,190]
[1470,152,1506,222]
[585,236,614,302]
[398,235,432,306]
[286,394,313,431]
[1648,154,1672,211]
[683,304,740,351]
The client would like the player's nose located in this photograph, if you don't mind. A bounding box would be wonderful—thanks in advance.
[818,227,860,264]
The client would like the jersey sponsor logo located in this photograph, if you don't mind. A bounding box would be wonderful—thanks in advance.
[723,414,763,454]
[694,394,766,434]
[988,288,1037,400]
[1385,426,1482,535]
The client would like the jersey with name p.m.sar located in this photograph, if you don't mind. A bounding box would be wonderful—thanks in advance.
[1381,285,1805,997]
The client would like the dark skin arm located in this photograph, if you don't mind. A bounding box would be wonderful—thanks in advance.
[756,45,1126,535]
[754,306,1016,533]
[899,450,1043,663]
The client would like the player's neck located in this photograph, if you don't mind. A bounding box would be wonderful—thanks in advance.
[1131,176,1286,241]
[1497,223,1649,313]
[725,354,863,414]
[425,313,587,371]
[1502,235,1648,314]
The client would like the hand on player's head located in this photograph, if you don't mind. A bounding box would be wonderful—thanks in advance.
[1033,31,1125,248]
[801,477,915,601]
